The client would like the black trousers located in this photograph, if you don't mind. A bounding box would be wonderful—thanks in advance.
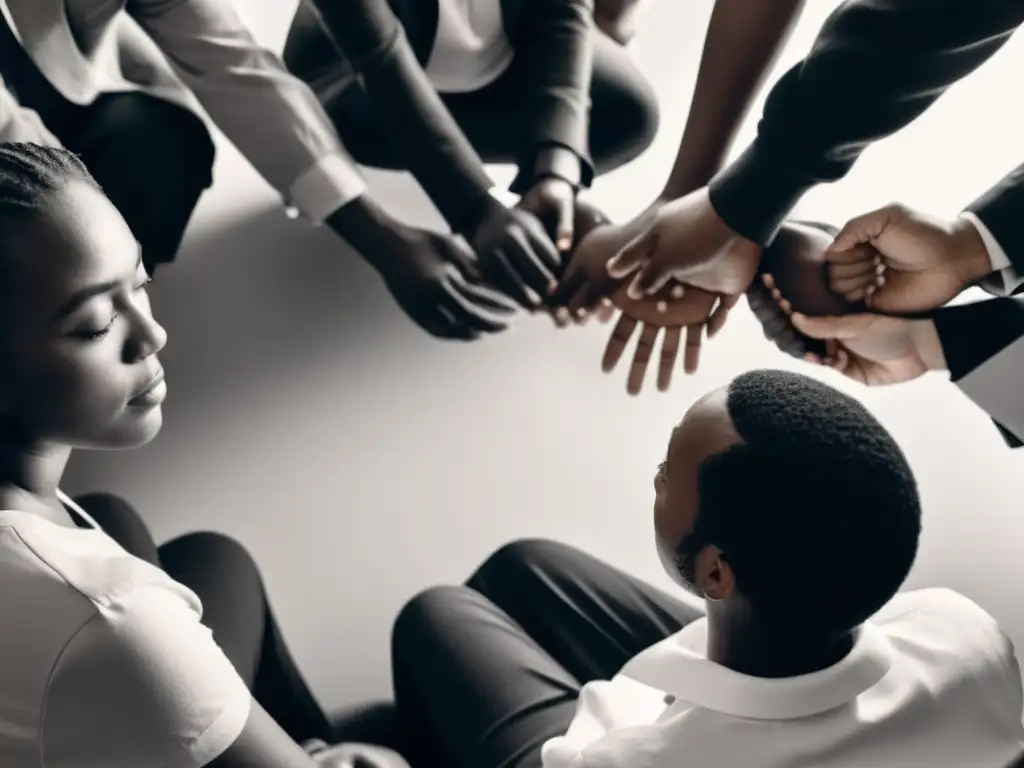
[0,12,214,274]
[391,539,705,768]
[70,493,365,746]
[285,19,659,180]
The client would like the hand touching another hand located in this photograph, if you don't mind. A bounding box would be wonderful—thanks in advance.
[467,194,564,310]
[606,187,762,303]
[371,225,518,340]
[825,203,994,313]
[517,177,577,254]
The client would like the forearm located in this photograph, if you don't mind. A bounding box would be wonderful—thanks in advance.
[661,0,806,200]
[708,0,1024,247]
[510,0,595,194]
[932,296,1024,447]
[311,0,495,233]
[128,0,367,223]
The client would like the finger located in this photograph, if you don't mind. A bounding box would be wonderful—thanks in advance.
[789,311,874,340]
[595,300,616,324]
[548,267,585,308]
[555,199,575,254]
[506,225,558,299]
[826,206,895,253]
[443,278,514,334]
[484,246,533,307]
[657,326,682,391]
[707,293,739,338]
[627,260,674,300]
[445,267,520,315]
[606,229,656,279]
[627,323,660,395]
[829,257,882,282]
[517,211,563,272]
[568,278,615,319]
[602,313,638,373]
[417,304,471,341]
[683,323,703,374]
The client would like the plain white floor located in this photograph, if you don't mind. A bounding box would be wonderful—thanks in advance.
[63,0,1024,714]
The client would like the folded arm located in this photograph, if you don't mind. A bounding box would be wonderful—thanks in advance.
[307,0,495,235]
[125,0,367,225]
[708,0,1024,247]
[933,296,1024,448]
[510,0,595,194]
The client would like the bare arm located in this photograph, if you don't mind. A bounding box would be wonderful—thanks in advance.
[661,0,807,199]
[209,701,320,768]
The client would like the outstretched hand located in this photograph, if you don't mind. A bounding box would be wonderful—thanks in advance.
[606,187,761,304]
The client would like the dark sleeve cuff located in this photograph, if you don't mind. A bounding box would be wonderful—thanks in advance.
[931,298,1024,382]
[510,101,595,195]
[707,143,812,247]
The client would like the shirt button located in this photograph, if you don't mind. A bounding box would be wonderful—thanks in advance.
[284,206,301,220]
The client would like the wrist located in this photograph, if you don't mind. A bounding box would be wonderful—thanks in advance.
[326,196,405,267]
[949,215,995,286]
[910,319,948,372]
[533,146,581,189]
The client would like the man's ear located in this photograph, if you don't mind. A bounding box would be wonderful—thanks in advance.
[697,545,737,601]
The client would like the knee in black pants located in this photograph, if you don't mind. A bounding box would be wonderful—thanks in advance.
[590,76,660,172]
[468,537,565,592]
[159,530,257,577]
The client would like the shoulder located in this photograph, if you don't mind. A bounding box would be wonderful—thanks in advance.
[875,588,1016,668]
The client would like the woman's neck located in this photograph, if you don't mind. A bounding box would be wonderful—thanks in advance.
[0,426,71,502]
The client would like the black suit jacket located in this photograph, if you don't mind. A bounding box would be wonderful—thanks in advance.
[286,0,594,232]
[703,0,1024,445]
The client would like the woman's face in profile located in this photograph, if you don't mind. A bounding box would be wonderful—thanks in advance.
[0,180,168,450]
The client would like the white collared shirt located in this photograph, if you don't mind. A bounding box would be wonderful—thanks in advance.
[542,589,1024,767]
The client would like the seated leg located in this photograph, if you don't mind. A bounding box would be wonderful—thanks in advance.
[391,584,580,768]
[72,492,159,564]
[158,532,333,744]
[467,538,703,686]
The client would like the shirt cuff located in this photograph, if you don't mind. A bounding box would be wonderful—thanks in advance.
[960,211,1021,295]
[285,152,368,224]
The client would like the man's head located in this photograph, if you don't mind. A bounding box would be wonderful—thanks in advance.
[0,143,168,452]
[653,369,921,637]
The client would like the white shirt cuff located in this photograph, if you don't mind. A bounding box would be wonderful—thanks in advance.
[286,152,368,224]
[960,211,1021,295]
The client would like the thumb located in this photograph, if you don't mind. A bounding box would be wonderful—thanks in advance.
[790,312,874,340]
[827,205,902,254]
[607,228,656,279]
[555,199,574,253]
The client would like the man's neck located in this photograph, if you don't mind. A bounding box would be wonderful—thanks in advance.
[705,604,857,678]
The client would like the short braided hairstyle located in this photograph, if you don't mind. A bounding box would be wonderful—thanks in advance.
[680,369,921,635]
[0,142,98,213]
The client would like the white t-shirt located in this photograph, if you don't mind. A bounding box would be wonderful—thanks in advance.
[543,588,1024,767]
[0,491,252,768]
[423,0,515,93]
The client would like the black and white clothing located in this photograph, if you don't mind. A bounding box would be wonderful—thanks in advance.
[284,0,659,233]
[702,0,1024,446]
[392,539,1024,768]
[0,493,351,766]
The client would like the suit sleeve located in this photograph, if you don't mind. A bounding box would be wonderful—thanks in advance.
[932,297,1024,448]
[126,0,367,223]
[963,163,1024,296]
[509,0,596,194]
[707,0,1024,247]
[307,0,496,234]
[0,75,61,145]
